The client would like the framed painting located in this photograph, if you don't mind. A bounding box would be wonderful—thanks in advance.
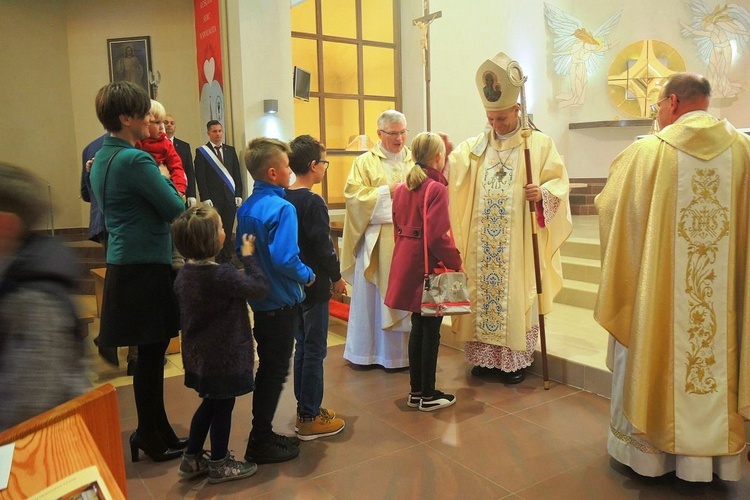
[107,36,153,97]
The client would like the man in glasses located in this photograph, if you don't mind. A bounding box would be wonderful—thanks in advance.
[341,110,413,369]
[596,72,750,482]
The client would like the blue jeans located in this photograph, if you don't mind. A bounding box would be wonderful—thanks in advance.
[293,300,329,418]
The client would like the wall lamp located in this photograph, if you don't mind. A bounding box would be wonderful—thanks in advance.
[264,99,279,114]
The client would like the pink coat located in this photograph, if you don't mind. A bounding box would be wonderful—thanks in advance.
[385,174,462,313]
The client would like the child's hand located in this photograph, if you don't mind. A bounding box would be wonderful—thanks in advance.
[158,164,170,178]
[85,158,95,173]
[332,278,347,295]
[241,234,255,257]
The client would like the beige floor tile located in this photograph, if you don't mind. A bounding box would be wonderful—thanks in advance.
[313,444,512,499]
[514,391,610,449]
[425,414,601,493]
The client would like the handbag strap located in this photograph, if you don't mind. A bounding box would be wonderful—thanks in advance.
[421,180,462,277]
[422,181,434,278]
[100,148,124,232]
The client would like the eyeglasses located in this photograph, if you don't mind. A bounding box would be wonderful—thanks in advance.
[379,129,408,137]
[316,160,330,170]
[650,95,677,114]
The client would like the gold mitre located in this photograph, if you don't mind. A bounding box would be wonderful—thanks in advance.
[475,52,520,111]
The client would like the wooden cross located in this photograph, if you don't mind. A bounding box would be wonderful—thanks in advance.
[413,1,442,131]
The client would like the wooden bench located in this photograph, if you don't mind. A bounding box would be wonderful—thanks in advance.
[0,384,126,498]
[90,267,106,318]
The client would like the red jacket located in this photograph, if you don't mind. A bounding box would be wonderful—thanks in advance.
[136,134,187,194]
[385,172,462,313]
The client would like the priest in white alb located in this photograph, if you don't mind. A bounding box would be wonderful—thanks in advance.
[596,72,750,482]
[341,110,413,368]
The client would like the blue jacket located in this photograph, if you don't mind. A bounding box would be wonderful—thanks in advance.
[236,181,314,311]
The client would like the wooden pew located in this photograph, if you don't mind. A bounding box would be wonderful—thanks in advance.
[0,384,126,498]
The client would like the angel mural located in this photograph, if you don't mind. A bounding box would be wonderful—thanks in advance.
[544,3,621,107]
[681,1,750,98]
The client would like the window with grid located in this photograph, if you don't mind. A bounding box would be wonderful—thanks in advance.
[291,0,401,207]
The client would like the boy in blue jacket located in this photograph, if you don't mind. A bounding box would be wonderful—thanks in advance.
[236,138,315,464]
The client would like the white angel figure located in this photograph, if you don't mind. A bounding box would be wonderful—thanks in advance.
[544,3,621,107]
[681,1,750,98]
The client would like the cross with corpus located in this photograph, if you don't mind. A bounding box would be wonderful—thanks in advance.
[413,0,442,131]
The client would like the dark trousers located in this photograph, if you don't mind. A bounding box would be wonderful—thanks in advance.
[215,201,236,264]
[133,340,178,449]
[408,313,444,397]
[247,305,298,441]
[186,397,236,460]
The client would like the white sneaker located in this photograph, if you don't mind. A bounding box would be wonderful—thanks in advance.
[419,391,456,412]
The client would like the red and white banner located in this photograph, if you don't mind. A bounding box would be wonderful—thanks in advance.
[194,0,225,129]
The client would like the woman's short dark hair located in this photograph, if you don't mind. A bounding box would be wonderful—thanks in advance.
[95,81,151,132]
[289,135,325,175]
[172,204,223,260]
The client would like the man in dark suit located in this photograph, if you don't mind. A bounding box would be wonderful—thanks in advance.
[194,120,243,264]
[164,114,196,207]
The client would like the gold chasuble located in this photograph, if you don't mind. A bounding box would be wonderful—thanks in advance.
[448,129,571,351]
[595,112,750,456]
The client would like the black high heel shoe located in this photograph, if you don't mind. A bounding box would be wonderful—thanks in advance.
[129,432,182,463]
[165,436,189,449]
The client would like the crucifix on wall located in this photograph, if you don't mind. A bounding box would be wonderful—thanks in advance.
[413,1,442,131]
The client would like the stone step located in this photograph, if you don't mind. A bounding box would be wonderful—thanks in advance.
[65,241,105,291]
[560,237,600,261]
[560,255,600,285]
[65,240,105,257]
[554,279,598,310]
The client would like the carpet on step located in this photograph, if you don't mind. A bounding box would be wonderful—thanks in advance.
[329,299,349,322]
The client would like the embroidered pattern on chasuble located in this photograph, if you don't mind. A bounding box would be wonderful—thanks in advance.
[383,159,405,185]
[673,151,731,454]
[474,147,515,345]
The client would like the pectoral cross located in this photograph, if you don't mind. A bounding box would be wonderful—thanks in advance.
[413,1,442,131]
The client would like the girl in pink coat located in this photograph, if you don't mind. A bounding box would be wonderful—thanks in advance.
[385,132,462,412]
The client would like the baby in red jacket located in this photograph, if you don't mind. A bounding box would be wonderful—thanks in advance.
[136,100,187,199]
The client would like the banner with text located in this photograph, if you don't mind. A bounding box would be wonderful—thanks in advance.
[194,0,225,129]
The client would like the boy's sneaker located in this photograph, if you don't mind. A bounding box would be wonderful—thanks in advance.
[296,413,345,441]
[245,436,300,464]
[419,390,456,412]
[295,408,337,431]
[207,452,257,484]
[406,393,421,408]
[270,431,300,447]
[178,450,210,479]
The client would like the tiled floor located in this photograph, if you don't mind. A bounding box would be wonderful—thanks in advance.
[75,214,750,497]
[79,311,749,498]
[106,344,750,499]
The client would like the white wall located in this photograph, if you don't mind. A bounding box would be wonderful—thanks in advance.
[401,0,750,178]
[226,0,294,195]
[0,0,79,230]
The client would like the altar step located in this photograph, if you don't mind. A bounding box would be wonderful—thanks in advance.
[555,236,601,310]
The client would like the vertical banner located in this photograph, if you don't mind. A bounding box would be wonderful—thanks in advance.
[194,0,225,129]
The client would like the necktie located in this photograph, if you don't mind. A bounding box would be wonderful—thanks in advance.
[215,145,223,163]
